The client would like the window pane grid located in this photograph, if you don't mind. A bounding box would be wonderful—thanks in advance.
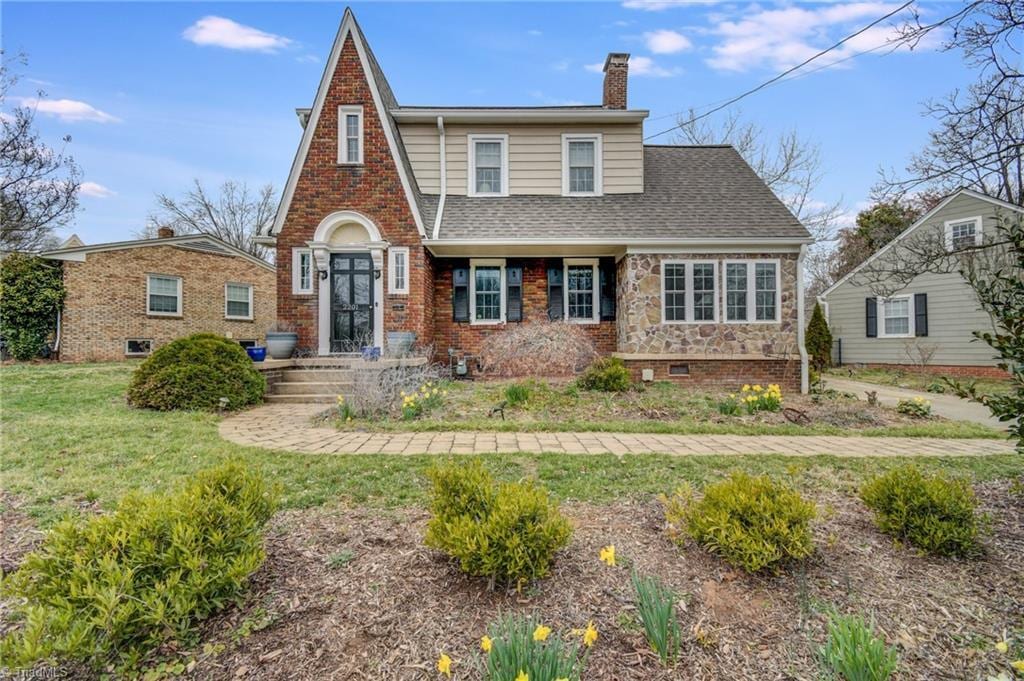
[567,140,596,193]
[692,263,715,321]
[226,284,250,317]
[474,266,501,321]
[883,298,910,335]
[663,263,686,321]
[725,264,747,321]
[393,252,406,291]
[566,265,595,320]
[299,253,311,290]
[754,263,777,321]
[148,276,179,314]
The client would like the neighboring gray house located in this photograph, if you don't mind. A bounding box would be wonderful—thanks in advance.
[819,188,1020,376]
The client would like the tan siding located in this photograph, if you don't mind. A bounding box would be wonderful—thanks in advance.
[398,122,644,195]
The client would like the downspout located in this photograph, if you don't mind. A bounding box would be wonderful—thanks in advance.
[431,115,446,240]
[53,309,61,356]
[797,243,809,394]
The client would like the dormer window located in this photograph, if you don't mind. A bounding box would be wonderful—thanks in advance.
[338,105,363,164]
[562,134,602,196]
[468,134,508,197]
[944,216,982,251]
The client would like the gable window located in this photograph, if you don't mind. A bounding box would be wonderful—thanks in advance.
[470,259,505,324]
[944,216,981,250]
[225,283,253,320]
[880,295,913,337]
[662,260,718,323]
[388,247,409,295]
[338,105,363,165]
[723,260,780,323]
[562,134,602,196]
[468,134,508,197]
[564,258,598,323]
[292,248,313,294]
[147,274,181,316]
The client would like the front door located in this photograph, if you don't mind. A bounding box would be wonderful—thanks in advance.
[330,253,374,352]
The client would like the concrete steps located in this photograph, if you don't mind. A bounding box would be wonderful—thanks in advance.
[259,355,429,404]
[265,393,337,404]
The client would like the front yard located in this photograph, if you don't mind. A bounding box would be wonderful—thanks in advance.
[825,366,1014,396]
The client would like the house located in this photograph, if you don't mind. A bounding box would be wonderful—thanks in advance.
[818,188,1021,377]
[40,228,276,362]
[259,8,813,391]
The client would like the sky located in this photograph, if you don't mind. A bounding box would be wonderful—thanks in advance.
[2,1,976,245]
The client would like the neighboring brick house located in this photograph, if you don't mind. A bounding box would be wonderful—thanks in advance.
[259,8,813,391]
[41,230,276,362]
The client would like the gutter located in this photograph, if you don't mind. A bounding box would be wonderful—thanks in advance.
[432,115,446,240]
[797,243,809,394]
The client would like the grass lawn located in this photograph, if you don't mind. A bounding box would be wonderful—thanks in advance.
[0,363,1020,524]
[825,366,1014,396]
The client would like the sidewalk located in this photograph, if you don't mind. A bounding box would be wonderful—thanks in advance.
[219,404,1015,457]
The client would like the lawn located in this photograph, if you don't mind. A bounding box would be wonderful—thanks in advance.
[825,366,1014,396]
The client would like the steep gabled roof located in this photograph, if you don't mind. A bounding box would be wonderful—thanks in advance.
[40,233,275,271]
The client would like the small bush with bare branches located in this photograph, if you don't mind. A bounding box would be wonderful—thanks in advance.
[341,363,447,419]
[476,322,598,378]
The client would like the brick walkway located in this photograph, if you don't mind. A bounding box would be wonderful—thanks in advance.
[218,404,1016,457]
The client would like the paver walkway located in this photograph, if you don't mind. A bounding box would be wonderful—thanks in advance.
[220,404,1016,457]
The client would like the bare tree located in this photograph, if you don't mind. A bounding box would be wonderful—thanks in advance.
[0,52,81,253]
[143,179,276,261]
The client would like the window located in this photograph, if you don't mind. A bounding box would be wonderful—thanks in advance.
[669,364,690,376]
[723,260,780,323]
[147,274,181,316]
[564,258,598,323]
[945,216,982,250]
[225,283,253,320]
[562,134,602,196]
[469,259,505,324]
[880,295,913,337]
[237,339,257,349]
[292,248,313,294]
[125,339,152,356]
[468,134,508,196]
[338,105,363,164]
[662,260,718,323]
[388,247,409,295]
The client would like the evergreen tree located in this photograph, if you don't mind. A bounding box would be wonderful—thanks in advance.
[805,302,833,370]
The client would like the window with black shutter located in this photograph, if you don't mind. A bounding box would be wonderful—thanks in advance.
[452,264,469,322]
[506,263,523,322]
[914,293,928,337]
[865,297,877,338]
[599,257,616,321]
[547,259,564,320]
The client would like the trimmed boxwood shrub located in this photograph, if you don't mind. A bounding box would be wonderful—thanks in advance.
[126,333,265,411]
[578,356,632,392]
[0,462,278,672]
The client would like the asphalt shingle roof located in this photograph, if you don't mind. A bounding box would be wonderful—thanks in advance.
[422,145,810,241]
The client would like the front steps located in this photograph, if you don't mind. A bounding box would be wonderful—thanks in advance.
[257,356,428,404]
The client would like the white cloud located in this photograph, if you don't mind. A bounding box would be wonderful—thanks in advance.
[529,91,585,106]
[584,62,605,74]
[644,29,693,54]
[623,0,715,10]
[183,16,292,52]
[16,97,120,123]
[629,56,682,77]
[295,54,319,64]
[79,181,115,198]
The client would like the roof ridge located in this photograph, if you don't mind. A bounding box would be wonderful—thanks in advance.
[644,143,734,149]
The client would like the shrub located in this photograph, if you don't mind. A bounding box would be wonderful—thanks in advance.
[663,472,816,573]
[925,380,947,394]
[504,381,532,407]
[345,362,446,419]
[818,612,899,681]
[578,357,631,392]
[477,321,598,377]
[0,462,278,672]
[740,383,783,413]
[806,302,833,370]
[0,253,65,360]
[895,396,931,418]
[424,460,572,588]
[479,614,589,681]
[631,571,681,664]
[859,465,986,557]
[126,333,265,411]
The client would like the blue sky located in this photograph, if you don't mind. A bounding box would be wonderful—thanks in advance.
[3,1,973,244]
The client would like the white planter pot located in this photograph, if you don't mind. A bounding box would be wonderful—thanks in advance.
[265,332,298,360]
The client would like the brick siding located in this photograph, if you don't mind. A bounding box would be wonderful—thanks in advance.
[58,245,275,362]
[621,358,800,391]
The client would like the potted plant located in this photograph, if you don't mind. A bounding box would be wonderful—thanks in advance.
[265,321,298,360]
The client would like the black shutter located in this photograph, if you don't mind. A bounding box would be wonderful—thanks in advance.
[506,262,523,322]
[452,262,469,322]
[914,293,928,337]
[599,257,616,321]
[546,259,564,321]
[865,298,877,338]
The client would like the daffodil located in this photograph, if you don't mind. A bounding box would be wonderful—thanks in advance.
[533,624,551,642]
[436,653,452,678]
[515,672,528,681]
[583,621,598,647]
[742,384,751,391]
[599,544,616,566]
[480,635,492,652]
[996,640,1009,654]
[1011,659,1024,672]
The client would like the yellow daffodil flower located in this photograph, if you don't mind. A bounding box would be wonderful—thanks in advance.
[533,624,551,642]
[742,384,751,391]
[480,635,492,652]
[436,653,452,678]
[515,672,528,681]
[996,640,1009,654]
[1011,659,1024,672]
[583,621,598,647]
[599,544,616,566]
[753,384,763,391]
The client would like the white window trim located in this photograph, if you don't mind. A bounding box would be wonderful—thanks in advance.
[563,257,600,324]
[124,339,153,356]
[943,215,982,250]
[146,274,182,317]
[469,258,506,325]
[388,247,409,295]
[292,248,313,295]
[561,133,603,197]
[224,282,254,321]
[877,294,915,339]
[467,133,509,197]
[722,259,782,324]
[338,105,364,165]
[660,259,718,324]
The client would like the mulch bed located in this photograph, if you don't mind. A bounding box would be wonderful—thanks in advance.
[180,482,1023,680]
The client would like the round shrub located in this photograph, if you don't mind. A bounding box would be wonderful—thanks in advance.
[578,356,632,392]
[859,465,986,557]
[126,333,265,411]
[663,472,816,573]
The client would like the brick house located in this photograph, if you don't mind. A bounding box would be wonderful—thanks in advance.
[259,8,813,391]
[41,229,276,362]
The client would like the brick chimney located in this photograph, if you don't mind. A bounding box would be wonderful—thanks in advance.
[157,226,175,239]
[602,53,630,109]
